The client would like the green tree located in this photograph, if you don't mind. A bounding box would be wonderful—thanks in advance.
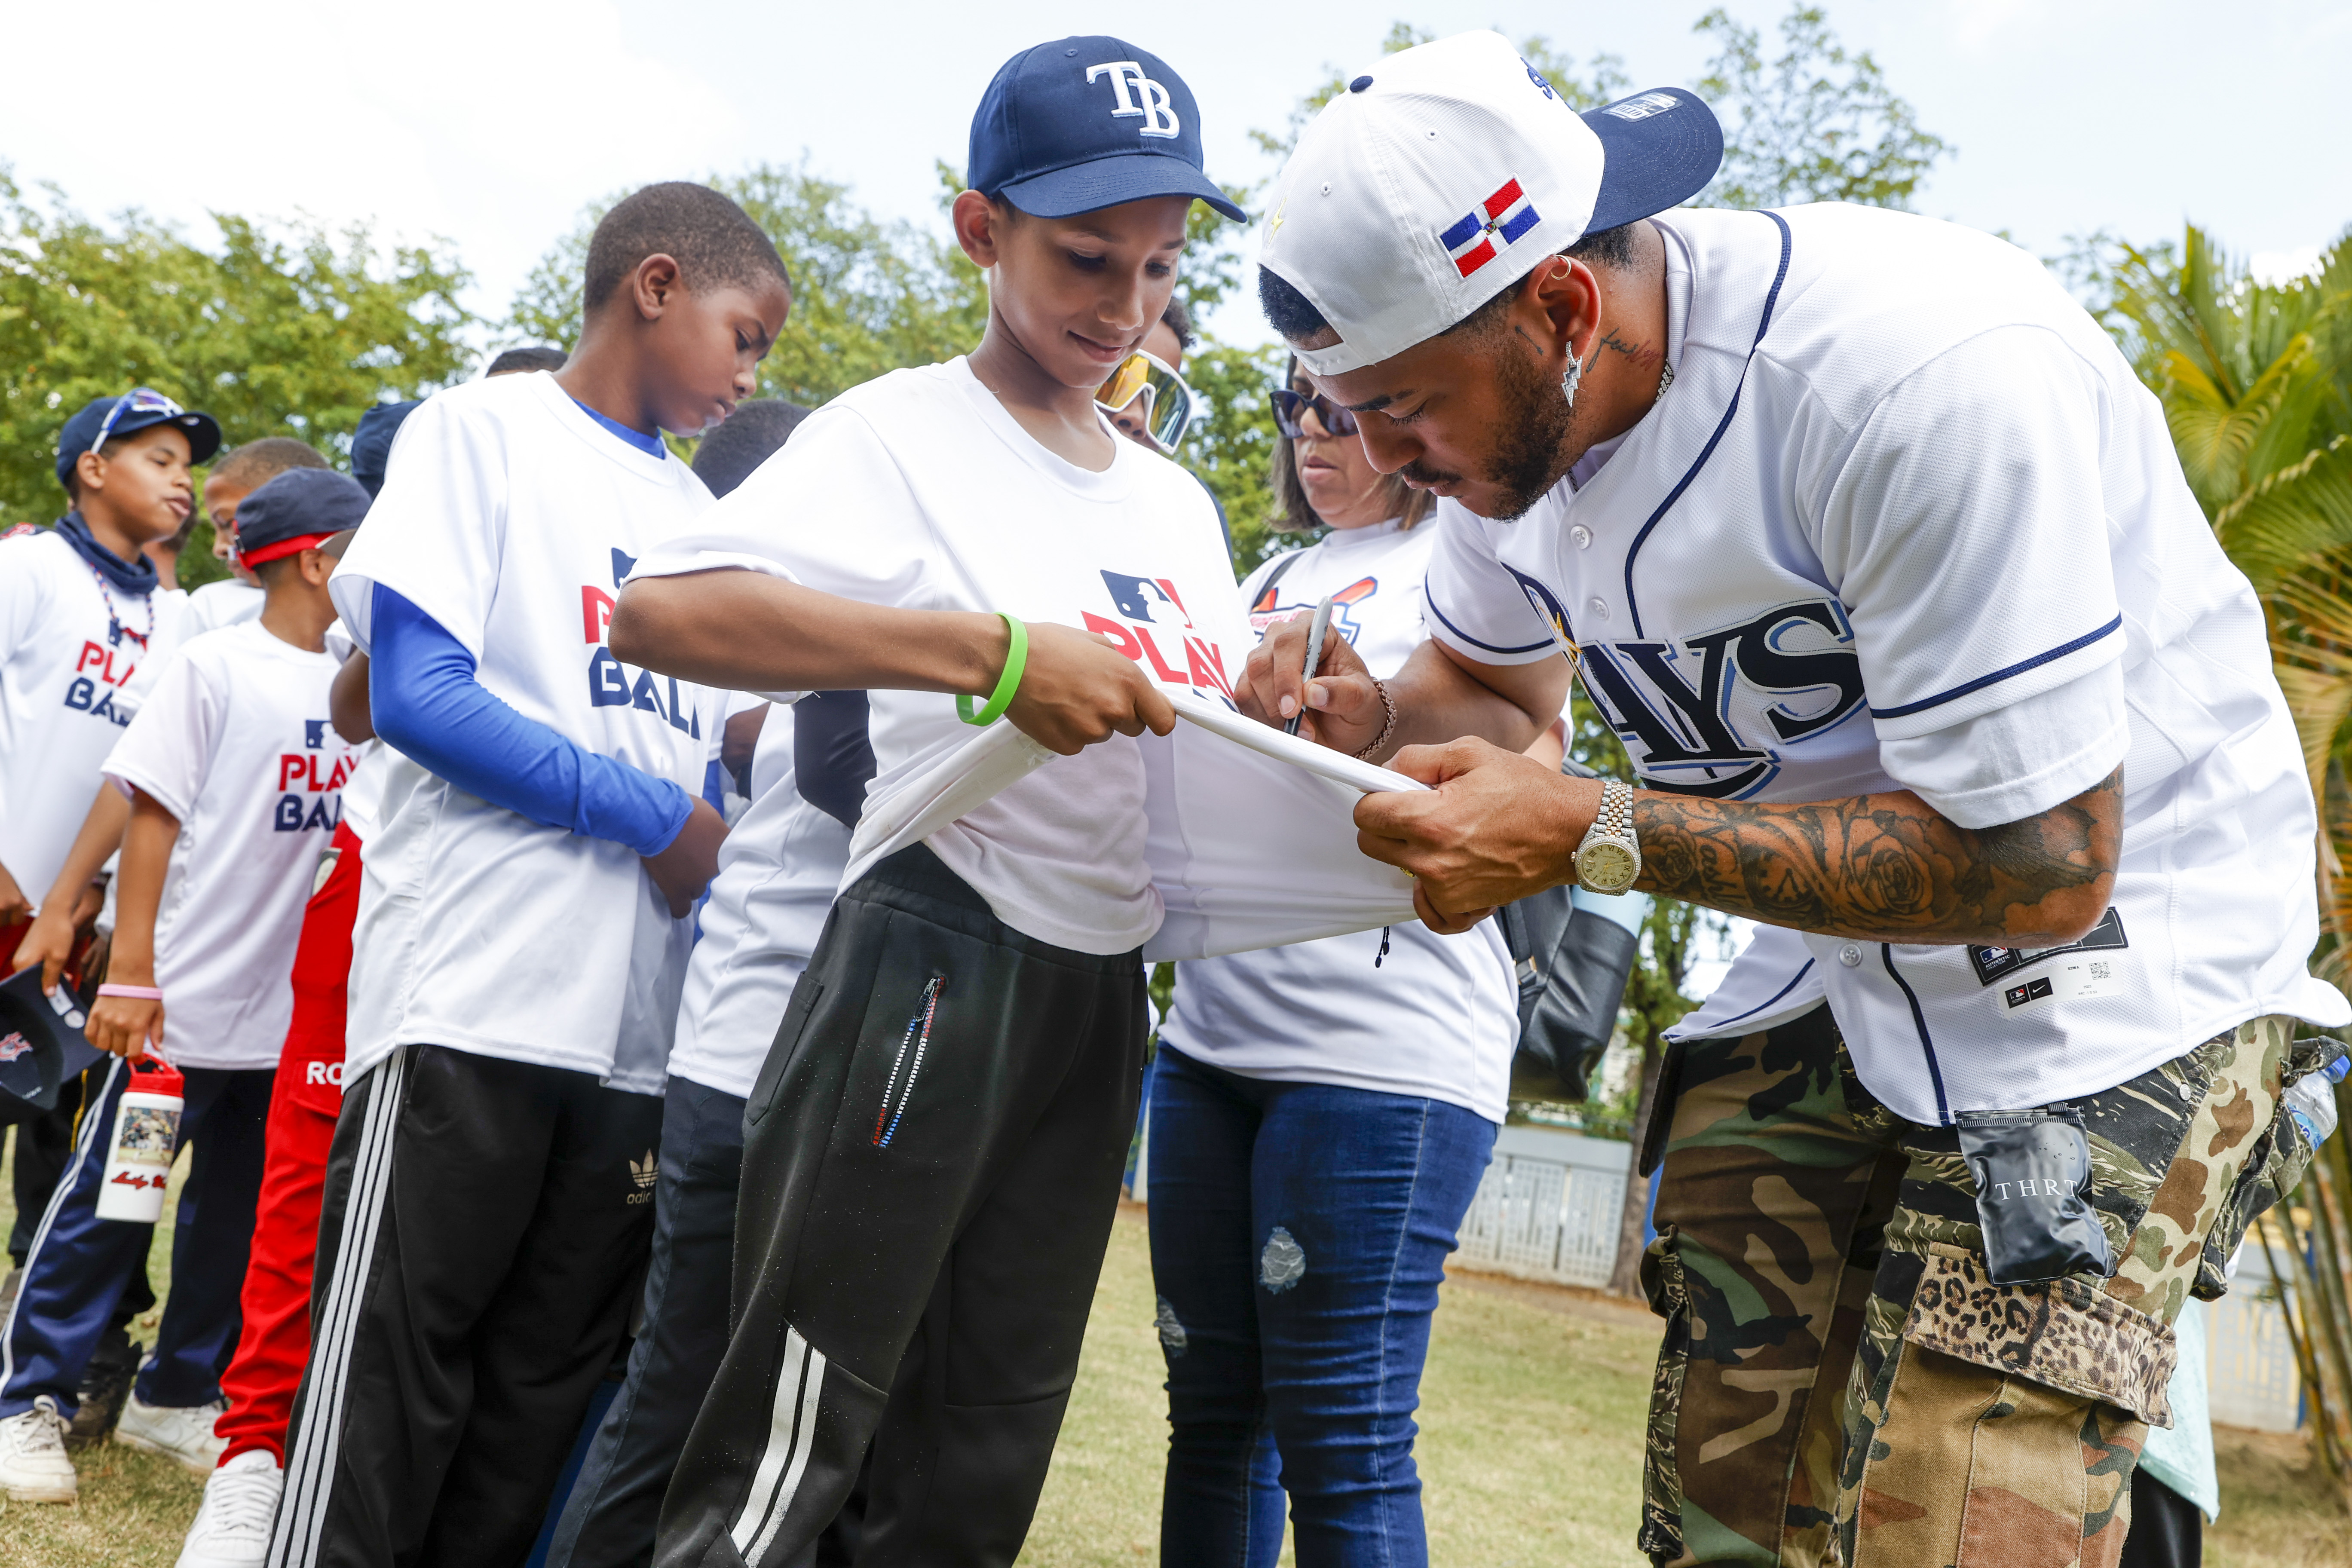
[1691,5,1951,210]
[2098,226,2352,1476]
[509,160,989,410]
[0,163,475,561]
[1185,340,1290,572]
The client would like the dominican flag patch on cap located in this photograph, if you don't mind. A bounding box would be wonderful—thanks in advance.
[1439,178,1541,278]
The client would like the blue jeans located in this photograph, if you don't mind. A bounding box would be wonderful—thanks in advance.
[1146,1046,1496,1568]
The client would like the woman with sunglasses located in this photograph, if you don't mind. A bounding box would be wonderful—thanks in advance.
[1142,358,1552,1566]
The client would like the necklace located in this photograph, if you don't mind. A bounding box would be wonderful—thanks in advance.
[85,560,153,650]
[1654,359,1677,401]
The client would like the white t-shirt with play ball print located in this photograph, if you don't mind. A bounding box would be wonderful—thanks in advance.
[630,357,1245,956]
[100,620,355,1071]
[0,530,189,906]
[328,371,726,1085]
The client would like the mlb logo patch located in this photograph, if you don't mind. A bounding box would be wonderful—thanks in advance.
[304,719,328,750]
[1439,178,1541,279]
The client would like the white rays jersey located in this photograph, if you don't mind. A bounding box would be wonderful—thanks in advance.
[1158,520,1519,1121]
[1424,202,2347,1125]
[328,372,724,1086]
[100,620,356,1069]
[0,530,187,903]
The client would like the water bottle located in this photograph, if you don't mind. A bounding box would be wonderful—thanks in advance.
[93,1054,186,1223]
[2286,1051,2350,1151]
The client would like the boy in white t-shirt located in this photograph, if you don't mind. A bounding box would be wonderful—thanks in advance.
[266,183,789,1568]
[0,467,364,1505]
[614,38,1248,1566]
[183,439,334,641]
[0,389,218,1303]
[9,438,337,1011]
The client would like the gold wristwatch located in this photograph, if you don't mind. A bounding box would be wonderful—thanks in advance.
[1574,779,1642,894]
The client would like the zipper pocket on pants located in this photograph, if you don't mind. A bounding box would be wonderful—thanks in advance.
[872,975,945,1148]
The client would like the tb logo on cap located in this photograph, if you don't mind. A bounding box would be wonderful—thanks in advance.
[1086,61,1180,139]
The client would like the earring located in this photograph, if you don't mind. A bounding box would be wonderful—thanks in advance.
[1561,352,1583,408]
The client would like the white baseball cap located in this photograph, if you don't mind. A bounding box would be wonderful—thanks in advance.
[1259,31,1724,376]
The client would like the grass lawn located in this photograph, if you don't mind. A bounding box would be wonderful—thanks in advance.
[1,1135,2346,1565]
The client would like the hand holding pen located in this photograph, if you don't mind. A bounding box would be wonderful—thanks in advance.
[1284,594,1335,738]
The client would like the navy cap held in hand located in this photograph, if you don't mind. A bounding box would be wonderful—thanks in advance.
[234,468,372,566]
[970,38,1245,223]
[351,400,421,499]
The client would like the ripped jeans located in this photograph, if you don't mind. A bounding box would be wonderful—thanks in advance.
[1145,1045,1496,1568]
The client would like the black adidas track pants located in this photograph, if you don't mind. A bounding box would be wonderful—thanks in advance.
[268,1045,663,1568]
[655,845,1148,1568]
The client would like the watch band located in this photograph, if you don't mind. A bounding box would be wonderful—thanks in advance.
[1596,779,1633,840]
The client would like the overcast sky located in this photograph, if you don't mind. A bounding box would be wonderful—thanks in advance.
[5,0,2345,356]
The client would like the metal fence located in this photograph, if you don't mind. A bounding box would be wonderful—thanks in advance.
[1456,1124,1632,1290]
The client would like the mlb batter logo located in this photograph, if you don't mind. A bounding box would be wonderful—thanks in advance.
[1100,573,1192,628]
[1084,569,1235,703]
[1439,178,1541,279]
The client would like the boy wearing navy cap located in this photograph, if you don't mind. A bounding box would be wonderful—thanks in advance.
[0,389,216,1294]
[617,39,1248,1566]
[0,468,364,1505]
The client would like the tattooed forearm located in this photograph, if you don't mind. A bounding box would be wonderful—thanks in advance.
[1632,768,2122,947]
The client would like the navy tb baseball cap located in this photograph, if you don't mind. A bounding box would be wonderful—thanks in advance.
[54,389,223,489]
[970,38,1246,223]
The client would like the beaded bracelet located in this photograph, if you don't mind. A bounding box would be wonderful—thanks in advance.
[1351,678,1400,761]
[957,613,1029,727]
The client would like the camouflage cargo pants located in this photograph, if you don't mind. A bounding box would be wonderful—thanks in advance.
[1637,1006,2327,1568]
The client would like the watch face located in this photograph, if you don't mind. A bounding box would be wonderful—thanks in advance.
[1578,840,1638,893]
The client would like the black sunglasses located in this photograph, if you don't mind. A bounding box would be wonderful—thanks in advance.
[1270,387,1360,440]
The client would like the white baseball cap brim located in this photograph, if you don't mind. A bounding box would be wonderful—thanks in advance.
[1259,31,1724,376]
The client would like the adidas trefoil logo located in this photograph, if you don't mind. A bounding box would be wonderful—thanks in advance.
[627,1150,657,1204]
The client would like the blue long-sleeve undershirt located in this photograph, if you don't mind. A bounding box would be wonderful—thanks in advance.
[369,584,692,856]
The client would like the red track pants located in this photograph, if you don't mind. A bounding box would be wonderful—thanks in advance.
[215,822,361,1467]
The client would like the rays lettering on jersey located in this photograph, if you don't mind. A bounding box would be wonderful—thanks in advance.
[62,640,138,727]
[581,548,701,739]
[1249,576,1378,645]
[1576,598,1869,798]
[1083,570,1237,705]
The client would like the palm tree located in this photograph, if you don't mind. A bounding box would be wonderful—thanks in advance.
[2107,224,2352,1479]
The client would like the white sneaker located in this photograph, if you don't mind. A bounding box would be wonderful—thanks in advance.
[0,1396,77,1503]
[175,1450,283,1568]
[115,1392,229,1474]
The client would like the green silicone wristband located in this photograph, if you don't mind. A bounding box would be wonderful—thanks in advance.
[957,612,1028,726]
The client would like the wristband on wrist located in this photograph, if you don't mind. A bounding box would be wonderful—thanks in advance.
[957,613,1028,727]
[97,984,162,1001]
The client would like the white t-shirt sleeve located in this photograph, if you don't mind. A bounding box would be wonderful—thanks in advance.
[101,649,222,822]
[328,394,506,658]
[1420,508,1562,666]
[628,404,935,604]
[0,538,45,661]
[1816,325,2130,827]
